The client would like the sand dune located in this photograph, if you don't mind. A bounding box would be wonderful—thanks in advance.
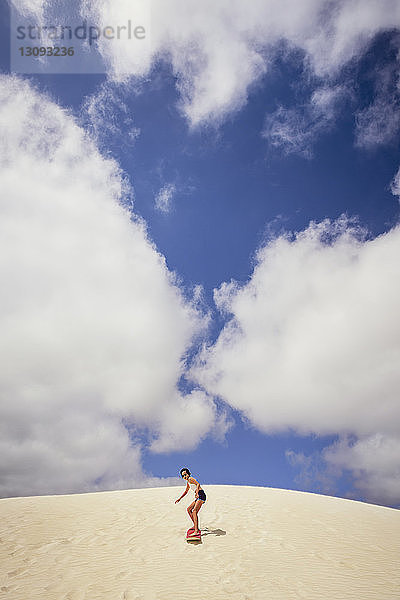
[0,485,399,599]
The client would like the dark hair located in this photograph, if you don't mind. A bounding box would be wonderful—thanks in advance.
[180,467,191,477]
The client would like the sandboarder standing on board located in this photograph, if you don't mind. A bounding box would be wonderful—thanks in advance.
[175,468,206,538]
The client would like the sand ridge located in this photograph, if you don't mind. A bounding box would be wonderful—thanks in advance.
[0,485,399,599]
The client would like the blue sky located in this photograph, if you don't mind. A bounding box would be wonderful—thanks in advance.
[1,1,399,507]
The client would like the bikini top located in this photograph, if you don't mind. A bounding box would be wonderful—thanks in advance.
[189,480,198,491]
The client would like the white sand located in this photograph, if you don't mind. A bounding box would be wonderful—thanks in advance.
[0,485,399,600]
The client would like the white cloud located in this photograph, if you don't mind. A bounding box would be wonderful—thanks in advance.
[13,1,400,127]
[0,75,225,498]
[324,434,400,506]
[286,433,400,506]
[264,106,313,158]
[83,0,400,127]
[154,183,176,214]
[285,448,340,496]
[10,0,43,18]
[263,86,347,157]
[81,82,140,153]
[8,2,400,505]
[191,218,400,503]
[355,98,400,150]
[148,389,233,453]
[355,60,400,150]
[390,167,400,199]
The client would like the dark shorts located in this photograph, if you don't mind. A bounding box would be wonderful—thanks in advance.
[197,489,206,502]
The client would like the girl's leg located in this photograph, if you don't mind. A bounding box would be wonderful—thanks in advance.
[192,499,204,534]
[187,500,196,527]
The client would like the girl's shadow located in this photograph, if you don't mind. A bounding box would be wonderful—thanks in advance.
[202,528,226,537]
[187,528,226,545]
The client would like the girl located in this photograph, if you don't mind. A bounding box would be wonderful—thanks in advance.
[175,468,206,537]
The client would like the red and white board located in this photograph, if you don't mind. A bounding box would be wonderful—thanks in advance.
[186,527,201,542]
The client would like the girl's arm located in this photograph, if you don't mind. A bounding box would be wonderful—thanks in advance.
[175,482,189,503]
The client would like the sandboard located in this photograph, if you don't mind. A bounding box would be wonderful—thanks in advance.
[186,527,201,542]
